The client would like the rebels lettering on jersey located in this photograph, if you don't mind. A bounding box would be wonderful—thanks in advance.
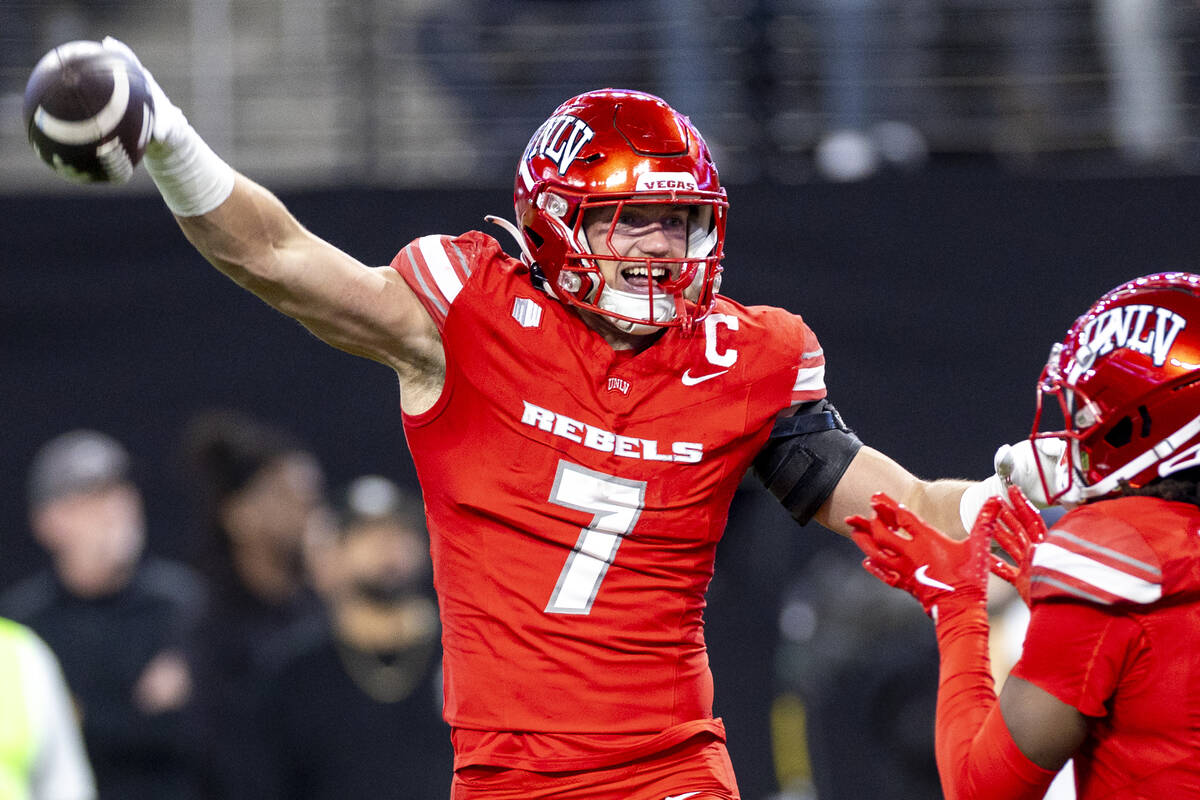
[520,401,703,463]
[390,231,824,762]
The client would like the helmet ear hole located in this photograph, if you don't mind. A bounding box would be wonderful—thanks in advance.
[523,227,544,248]
[1104,416,1134,449]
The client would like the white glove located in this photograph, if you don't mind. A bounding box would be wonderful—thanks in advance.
[101,37,187,150]
[101,35,234,217]
[994,438,1066,509]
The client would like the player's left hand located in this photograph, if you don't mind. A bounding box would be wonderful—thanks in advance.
[975,486,1047,607]
[994,438,1066,508]
[847,493,991,621]
[101,36,186,148]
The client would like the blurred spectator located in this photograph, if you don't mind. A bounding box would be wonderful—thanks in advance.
[1096,0,1185,164]
[0,430,206,800]
[179,409,329,800]
[261,475,450,799]
[0,616,96,800]
[774,536,941,798]
[805,0,934,180]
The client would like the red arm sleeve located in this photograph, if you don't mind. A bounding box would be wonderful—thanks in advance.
[932,603,1059,800]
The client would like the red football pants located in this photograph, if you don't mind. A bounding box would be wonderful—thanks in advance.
[450,735,741,800]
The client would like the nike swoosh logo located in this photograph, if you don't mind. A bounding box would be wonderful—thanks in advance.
[914,565,955,592]
[681,368,729,386]
[664,793,701,800]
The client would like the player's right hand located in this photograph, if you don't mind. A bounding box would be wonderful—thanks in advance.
[847,493,991,622]
[101,36,185,148]
[975,486,1047,607]
[993,438,1066,509]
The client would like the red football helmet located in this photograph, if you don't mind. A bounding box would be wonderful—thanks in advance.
[495,89,728,334]
[1031,272,1200,503]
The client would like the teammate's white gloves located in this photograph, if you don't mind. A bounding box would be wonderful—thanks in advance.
[101,36,234,217]
[957,437,1065,532]
[994,438,1066,508]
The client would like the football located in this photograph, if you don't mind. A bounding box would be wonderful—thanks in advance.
[23,40,154,184]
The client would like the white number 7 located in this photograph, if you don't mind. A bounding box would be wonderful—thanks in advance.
[545,461,646,615]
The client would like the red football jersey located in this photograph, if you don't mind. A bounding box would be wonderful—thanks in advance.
[392,232,824,768]
[1012,496,1200,797]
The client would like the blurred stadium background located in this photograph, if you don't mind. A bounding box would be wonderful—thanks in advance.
[2,3,1199,798]
[2,0,1198,190]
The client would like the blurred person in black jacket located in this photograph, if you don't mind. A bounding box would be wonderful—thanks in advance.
[179,409,329,800]
[1,429,206,800]
[261,474,450,799]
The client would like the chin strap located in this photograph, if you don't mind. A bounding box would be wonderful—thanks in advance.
[484,215,534,265]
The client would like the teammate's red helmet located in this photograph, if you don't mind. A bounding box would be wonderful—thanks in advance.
[510,89,728,333]
[1032,272,1200,503]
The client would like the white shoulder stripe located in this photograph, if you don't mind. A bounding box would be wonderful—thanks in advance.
[793,364,826,393]
[1048,529,1161,577]
[1028,575,1111,605]
[417,235,464,304]
[1032,542,1162,604]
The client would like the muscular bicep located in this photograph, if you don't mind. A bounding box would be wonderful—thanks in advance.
[174,174,442,374]
[998,674,1088,771]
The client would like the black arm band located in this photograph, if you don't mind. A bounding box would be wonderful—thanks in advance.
[752,399,863,526]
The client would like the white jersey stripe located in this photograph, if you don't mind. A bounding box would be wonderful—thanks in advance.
[401,245,448,318]
[1048,529,1161,577]
[1028,575,1112,605]
[793,364,826,393]
[417,235,465,305]
[1032,542,1163,604]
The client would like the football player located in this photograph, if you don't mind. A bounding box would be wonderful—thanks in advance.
[849,273,1200,798]
[62,37,1041,799]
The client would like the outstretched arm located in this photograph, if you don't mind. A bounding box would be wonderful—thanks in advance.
[813,446,976,538]
[103,39,443,400]
[173,177,442,376]
[751,401,1010,540]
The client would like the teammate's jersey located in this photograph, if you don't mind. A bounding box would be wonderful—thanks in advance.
[1011,496,1200,797]
[392,232,824,768]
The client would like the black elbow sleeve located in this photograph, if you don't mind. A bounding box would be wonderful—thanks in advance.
[752,399,863,525]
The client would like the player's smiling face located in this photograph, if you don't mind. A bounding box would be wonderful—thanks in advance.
[582,204,691,292]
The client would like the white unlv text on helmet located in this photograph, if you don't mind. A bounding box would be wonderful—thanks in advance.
[1072,303,1186,376]
[522,115,595,176]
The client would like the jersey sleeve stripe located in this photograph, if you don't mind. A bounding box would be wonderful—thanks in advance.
[792,364,826,393]
[1047,529,1162,579]
[418,235,469,305]
[393,243,451,332]
[1029,574,1115,605]
[1031,542,1163,604]
[399,245,449,318]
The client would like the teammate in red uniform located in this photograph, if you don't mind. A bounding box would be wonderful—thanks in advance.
[849,273,1200,798]
[51,38,1031,799]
